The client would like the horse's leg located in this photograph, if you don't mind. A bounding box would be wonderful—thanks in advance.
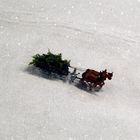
[100,82,105,87]
[93,82,97,88]
[88,82,93,91]
[97,82,105,89]
[93,82,102,91]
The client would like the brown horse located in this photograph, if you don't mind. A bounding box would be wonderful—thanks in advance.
[80,69,113,90]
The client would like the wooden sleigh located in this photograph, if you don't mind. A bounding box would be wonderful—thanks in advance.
[29,51,113,91]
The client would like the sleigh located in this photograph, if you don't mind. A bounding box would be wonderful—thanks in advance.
[29,51,113,91]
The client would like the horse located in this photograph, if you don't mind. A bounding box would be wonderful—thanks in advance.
[80,69,113,90]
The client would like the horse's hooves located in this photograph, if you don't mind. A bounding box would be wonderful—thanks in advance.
[94,86,102,91]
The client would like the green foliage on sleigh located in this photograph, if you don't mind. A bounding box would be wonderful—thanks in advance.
[29,50,70,76]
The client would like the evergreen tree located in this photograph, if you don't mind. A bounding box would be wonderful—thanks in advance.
[29,50,70,75]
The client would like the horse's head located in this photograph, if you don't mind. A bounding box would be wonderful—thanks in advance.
[107,72,113,80]
[101,69,113,80]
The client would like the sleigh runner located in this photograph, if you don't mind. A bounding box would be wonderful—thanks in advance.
[29,51,113,90]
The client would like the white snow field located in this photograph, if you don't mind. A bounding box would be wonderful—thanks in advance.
[0,0,140,139]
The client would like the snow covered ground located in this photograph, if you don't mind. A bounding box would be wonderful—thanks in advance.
[0,0,140,139]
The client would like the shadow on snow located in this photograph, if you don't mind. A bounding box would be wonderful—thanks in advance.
[24,66,101,94]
